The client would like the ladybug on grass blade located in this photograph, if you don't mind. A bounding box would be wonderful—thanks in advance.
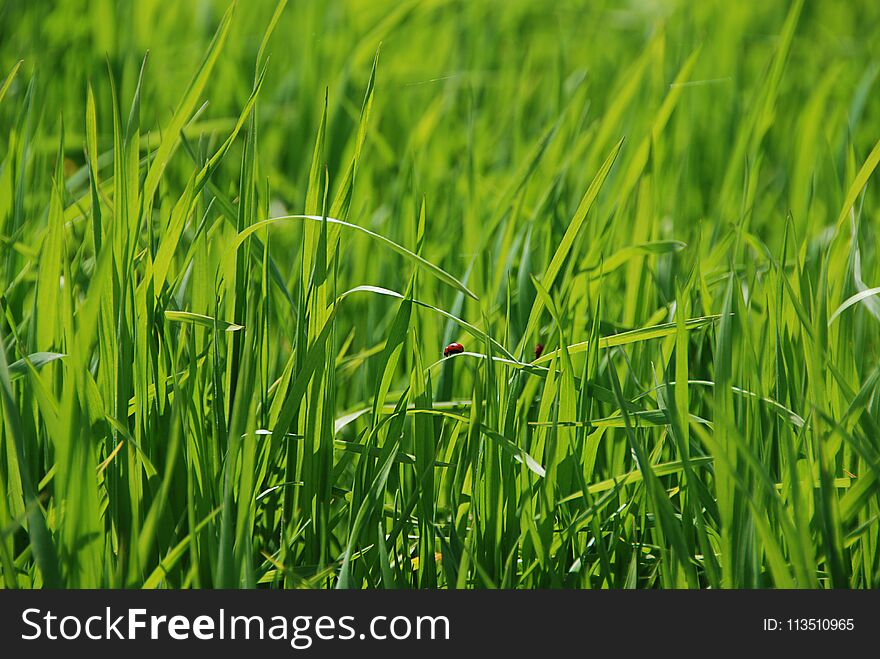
[534,343,545,359]
[443,342,465,357]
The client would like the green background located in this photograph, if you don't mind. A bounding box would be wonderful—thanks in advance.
[1,0,879,588]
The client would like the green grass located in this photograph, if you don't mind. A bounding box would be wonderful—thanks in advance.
[1,0,880,589]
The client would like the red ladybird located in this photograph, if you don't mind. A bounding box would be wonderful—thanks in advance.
[443,342,465,357]
[534,343,544,359]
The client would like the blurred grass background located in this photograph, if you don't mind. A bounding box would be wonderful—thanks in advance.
[1,0,879,588]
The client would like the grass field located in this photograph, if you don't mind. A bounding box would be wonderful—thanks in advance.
[1,0,880,589]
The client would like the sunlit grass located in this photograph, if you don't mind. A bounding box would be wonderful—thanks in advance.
[1,0,879,588]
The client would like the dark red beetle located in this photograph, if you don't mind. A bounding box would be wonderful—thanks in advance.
[534,343,544,359]
[443,342,465,357]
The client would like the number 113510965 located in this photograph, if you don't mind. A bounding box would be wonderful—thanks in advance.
[763,618,854,632]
